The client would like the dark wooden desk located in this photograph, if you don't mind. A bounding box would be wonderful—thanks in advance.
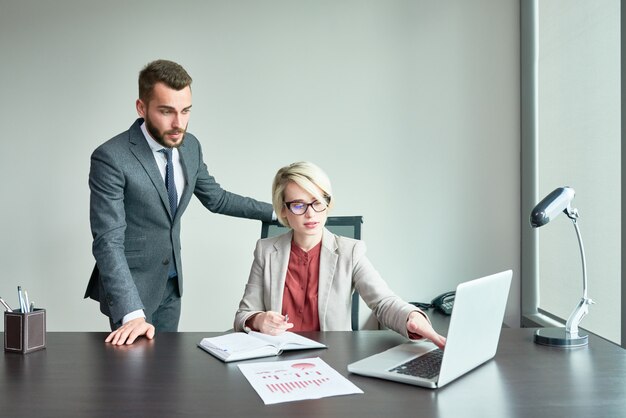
[1,328,625,417]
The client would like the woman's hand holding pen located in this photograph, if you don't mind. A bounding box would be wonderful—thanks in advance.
[252,311,293,336]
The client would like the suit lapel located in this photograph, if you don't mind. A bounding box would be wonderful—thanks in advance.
[318,229,338,328]
[176,140,194,221]
[269,231,293,312]
[128,120,173,219]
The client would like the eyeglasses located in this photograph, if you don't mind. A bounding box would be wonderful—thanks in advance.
[284,197,331,215]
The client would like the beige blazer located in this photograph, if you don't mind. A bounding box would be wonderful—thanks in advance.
[234,229,420,337]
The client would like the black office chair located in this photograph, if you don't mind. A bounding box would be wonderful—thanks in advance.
[261,216,364,331]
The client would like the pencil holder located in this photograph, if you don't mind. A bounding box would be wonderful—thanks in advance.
[4,309,46,354]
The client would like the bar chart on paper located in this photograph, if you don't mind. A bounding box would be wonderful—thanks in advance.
[238,357,362,404]
[263,362,330,394]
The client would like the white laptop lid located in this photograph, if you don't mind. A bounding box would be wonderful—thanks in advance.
[437,269,512,387]
[347,270,512,388]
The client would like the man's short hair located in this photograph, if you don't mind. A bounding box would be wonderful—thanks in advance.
[138,59,192,102]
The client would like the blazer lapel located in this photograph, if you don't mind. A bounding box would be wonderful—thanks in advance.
[269,231,293,312]
[318,229,338,328]
[128,120,173,219]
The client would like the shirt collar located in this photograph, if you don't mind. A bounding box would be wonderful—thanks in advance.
[290,239,322,260]
[140,121,166,152]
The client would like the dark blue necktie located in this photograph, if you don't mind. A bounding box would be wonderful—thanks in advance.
[159,148,178,217]
[159,148,179,278]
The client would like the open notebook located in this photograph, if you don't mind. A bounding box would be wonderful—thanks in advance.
[198,331,326,362]
[348,270,512,389]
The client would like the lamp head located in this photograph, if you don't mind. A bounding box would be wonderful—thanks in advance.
[530,187,576,228]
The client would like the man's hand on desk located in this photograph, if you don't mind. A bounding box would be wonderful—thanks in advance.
[406,311,447,350]
[105,317,156,345]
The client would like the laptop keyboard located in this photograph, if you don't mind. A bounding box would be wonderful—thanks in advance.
[389,349,444,379]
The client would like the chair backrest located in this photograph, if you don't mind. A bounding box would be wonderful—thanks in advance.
[260,216,363,330]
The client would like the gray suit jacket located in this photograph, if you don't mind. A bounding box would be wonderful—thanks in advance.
[234,229,419,337]
[86,119,273,323]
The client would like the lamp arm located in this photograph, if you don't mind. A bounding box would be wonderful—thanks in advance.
[564,217,594,336]
[572,216,587,299]
[565,298,591,336]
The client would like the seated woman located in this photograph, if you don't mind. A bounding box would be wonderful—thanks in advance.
[234,161,446,349]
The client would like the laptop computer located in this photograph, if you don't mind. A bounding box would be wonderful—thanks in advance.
[347,270,512,389]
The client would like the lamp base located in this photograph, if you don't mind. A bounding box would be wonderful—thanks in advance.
[534,328,588,348]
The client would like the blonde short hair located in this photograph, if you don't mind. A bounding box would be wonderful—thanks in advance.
[272,162,334,227]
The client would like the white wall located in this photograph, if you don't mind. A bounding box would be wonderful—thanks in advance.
[0,0,520,332]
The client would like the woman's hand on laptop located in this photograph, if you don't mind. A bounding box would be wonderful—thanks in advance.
[406,311,447,350]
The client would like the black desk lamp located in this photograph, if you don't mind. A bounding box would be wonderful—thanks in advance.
[530,186,594,347]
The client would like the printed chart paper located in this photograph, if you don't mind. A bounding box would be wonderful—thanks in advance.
[238,357,363,405]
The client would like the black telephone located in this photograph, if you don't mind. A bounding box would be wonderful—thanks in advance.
[431,291,456,315]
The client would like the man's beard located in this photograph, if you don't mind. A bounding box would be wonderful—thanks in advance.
[145,117,186,149]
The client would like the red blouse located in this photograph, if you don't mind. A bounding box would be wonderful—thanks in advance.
[281,240,322,332]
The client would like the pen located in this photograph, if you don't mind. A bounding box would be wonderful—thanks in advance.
[17,286,27,313]
[0,297,12,312]
[284,314,289,323]
[30,301,35,312]
[23,290,31,313]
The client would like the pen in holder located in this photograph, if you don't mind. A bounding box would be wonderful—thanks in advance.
[4,309,46,354]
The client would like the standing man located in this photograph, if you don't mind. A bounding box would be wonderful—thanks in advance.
[85,59,273,345]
